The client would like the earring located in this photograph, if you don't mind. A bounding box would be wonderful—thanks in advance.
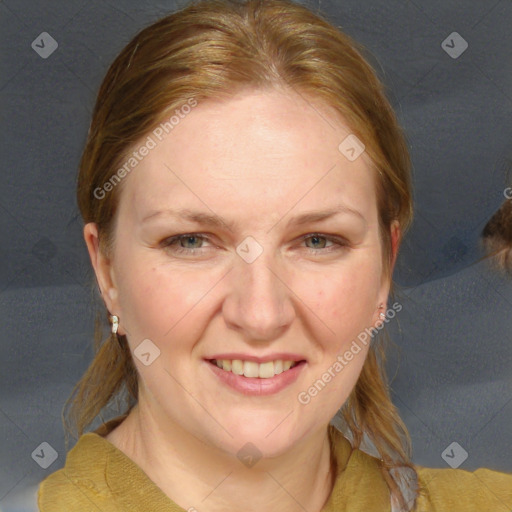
[109,314,124,349]
[110,314,119,334]
[378,303,386,320]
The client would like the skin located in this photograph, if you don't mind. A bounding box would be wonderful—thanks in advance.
[84,88,399,512]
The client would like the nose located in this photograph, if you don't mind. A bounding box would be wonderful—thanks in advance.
[221,247,295,342]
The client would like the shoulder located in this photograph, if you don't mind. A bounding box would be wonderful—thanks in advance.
[37,433,116,512]
[330,425,512,512]
[414,465,512,511]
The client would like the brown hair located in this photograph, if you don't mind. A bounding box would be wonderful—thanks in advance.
[65,0,416,507]
[481,196,512,274]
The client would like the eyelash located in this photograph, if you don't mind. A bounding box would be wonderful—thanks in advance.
[160,233,349,256]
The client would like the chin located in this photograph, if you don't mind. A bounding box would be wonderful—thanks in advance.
[215,418,302,458]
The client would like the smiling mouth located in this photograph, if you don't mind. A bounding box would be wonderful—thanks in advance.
[208,358,306,379]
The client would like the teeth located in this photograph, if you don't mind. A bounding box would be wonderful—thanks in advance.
[212,359,299,379]
[258,361,274,378]
[232,359,244,375]
[243,361,259,378]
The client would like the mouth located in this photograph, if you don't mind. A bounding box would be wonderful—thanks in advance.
[207,358,307,379]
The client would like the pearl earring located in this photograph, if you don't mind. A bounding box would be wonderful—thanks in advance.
[110,315,119,334]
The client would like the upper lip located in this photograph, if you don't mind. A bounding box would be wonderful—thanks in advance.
[206,353,307,364]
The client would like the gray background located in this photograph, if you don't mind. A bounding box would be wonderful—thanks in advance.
[1,0,511,510]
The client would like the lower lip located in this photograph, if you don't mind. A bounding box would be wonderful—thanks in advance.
[205,360,306,396]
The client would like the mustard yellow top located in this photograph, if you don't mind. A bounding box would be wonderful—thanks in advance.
[38,415,512,511]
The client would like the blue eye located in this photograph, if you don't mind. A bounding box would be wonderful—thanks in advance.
[300,233,349,254]
[304,234,331,250]
[161,233,349,256]
[162,234,209,254]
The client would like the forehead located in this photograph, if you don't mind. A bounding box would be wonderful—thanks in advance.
[118,89,377,226]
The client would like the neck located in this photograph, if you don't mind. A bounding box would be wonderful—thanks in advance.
[111,402,336,512]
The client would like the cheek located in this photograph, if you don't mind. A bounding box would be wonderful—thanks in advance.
[115,261,216,343]
[304,260,382,338]
[117,268,172,337]
[113,237,383,349]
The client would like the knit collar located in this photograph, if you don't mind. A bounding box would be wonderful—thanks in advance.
[64,415,390,511]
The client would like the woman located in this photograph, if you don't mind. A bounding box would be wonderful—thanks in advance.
[37,0,512,510]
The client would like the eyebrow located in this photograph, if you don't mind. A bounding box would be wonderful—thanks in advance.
[141,204,366,232]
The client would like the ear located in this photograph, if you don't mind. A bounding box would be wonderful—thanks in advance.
[374,220,401,321]
[389,220,401,271]
[83,223,125,335]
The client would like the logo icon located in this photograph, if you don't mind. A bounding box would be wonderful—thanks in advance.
[236,236,264,263]
[32,442,58,469]
[441,32,468,59]
[134,338,161,366]
[31,32,58,59]
[339,134,365,162]
[441,441,468,469]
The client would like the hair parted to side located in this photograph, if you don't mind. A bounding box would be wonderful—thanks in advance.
[65,0,416,507]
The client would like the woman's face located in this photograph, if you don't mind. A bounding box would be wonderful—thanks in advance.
[88,88,395,457]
